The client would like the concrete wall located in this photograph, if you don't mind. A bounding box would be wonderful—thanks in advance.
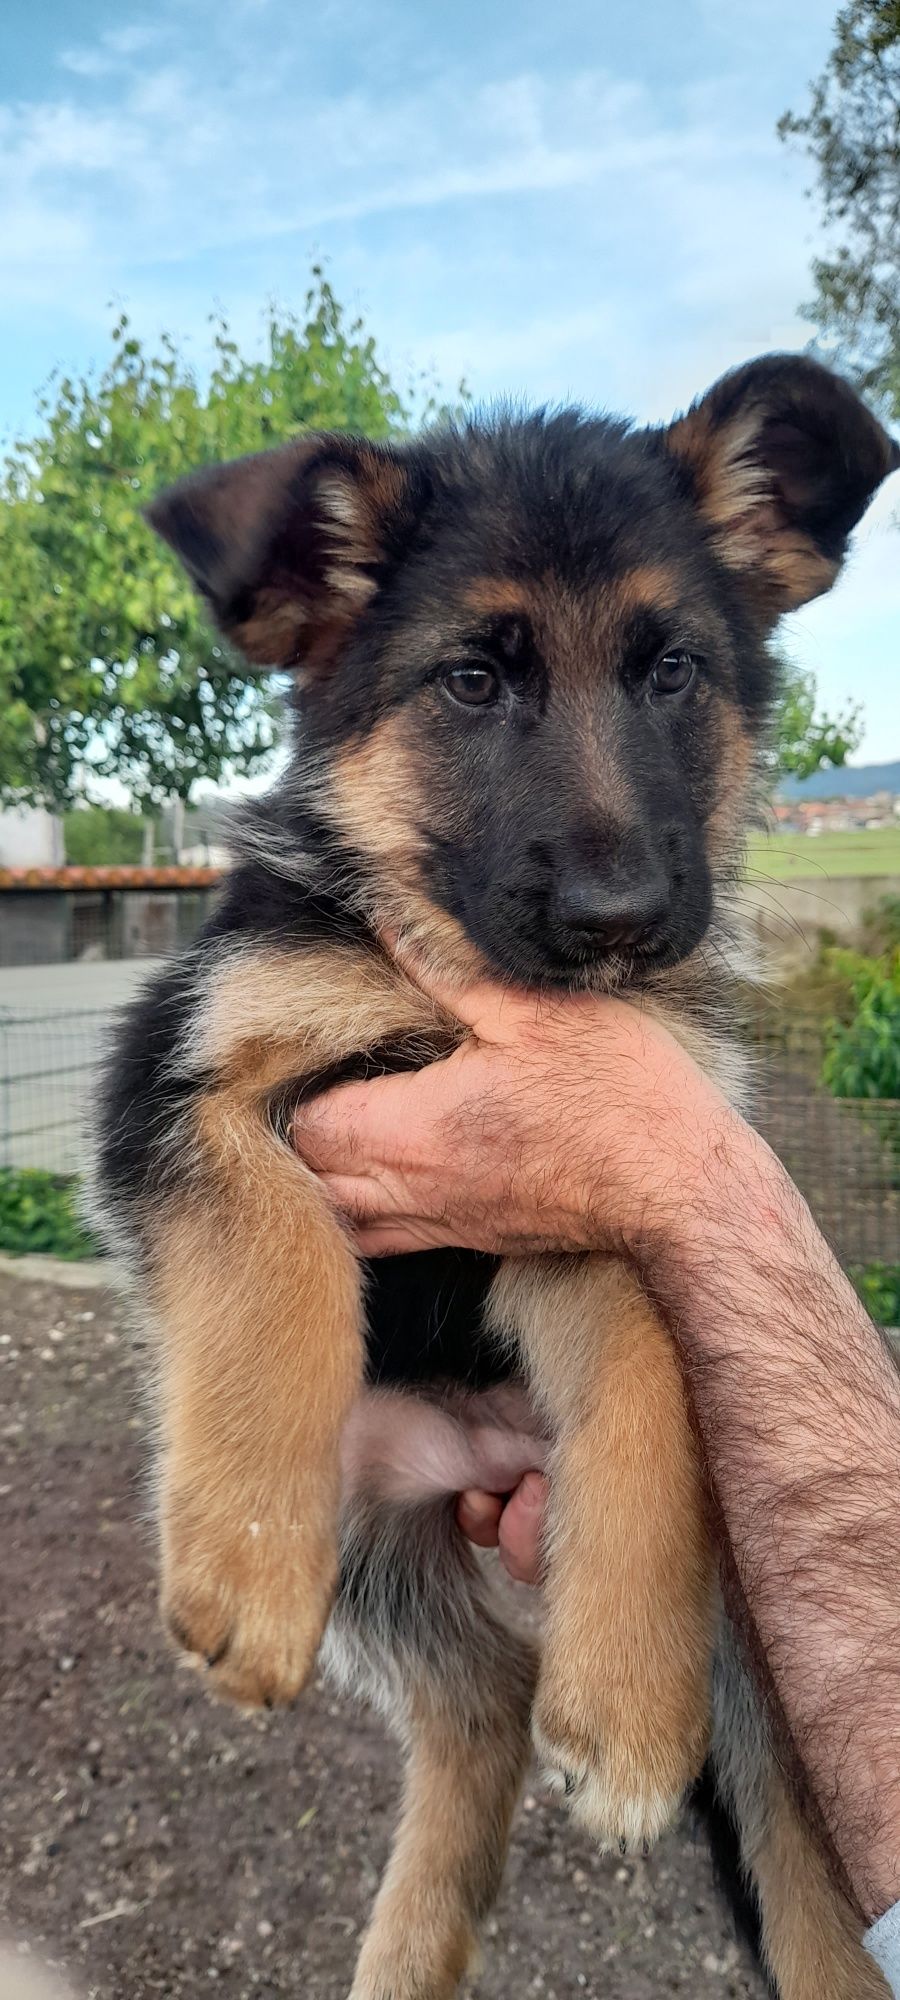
[0,806,64,867]
[0,888,217,968]
[0,894,69,968]
[122,890,213,956]
[737,873,900,968]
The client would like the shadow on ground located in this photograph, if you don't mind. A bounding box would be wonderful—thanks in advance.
[0,1270,764,2000]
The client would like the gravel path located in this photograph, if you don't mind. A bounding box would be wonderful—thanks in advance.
[0,1269,764,2000]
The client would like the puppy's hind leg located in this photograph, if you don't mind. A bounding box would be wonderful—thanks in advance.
[325,1498,538,2000]
[754,1772,889,2000]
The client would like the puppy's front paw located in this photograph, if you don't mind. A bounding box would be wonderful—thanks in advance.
[161,1487,338,1708]
[533,1656,709,1856]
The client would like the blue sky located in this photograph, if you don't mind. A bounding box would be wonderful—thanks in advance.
[3,0,898,760]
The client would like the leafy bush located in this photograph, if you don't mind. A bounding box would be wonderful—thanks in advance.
[821,950,900,1100]
[779,899,900,1027]
[64,805,148,867]
[852,1264,900,1330]
[0,1169,102,1260]
[861,894,900,960]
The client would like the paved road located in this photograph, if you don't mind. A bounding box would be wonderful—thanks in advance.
[0,959,163,1173]
[0,957,163,1016]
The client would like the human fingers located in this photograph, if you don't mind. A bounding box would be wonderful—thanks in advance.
[457,1489,504,1548]
[293,1058,468,1181]
[497,1472,548,1586]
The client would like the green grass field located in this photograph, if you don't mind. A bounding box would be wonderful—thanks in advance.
[746,826,900,880]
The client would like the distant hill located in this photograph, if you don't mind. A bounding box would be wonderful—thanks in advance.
[777,760,900,802]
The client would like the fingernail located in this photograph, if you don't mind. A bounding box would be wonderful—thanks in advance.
[520,1473,546,1509]
[461,1489,494,1524]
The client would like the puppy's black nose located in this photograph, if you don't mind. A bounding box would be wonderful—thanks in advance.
[553,869,669,950]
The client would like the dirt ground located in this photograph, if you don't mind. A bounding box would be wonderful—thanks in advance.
[0,1267,764,2000]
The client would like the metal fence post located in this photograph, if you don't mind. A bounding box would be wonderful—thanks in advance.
[0,1009,10,1170]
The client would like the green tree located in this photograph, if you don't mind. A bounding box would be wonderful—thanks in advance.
[780,0,900,418]
[773,656,863,779]
[63,805,148,866]
[0,270,429,811]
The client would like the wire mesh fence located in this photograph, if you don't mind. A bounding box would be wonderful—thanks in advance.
[0,1009,111,1175]
[0,1000,897,1292]
[747,1006,899,1278]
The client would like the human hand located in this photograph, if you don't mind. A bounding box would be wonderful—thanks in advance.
[457,1473,548,1586]
[293,958,733,1260]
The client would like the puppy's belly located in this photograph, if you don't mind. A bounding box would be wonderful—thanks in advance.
[340,1384,549,1506]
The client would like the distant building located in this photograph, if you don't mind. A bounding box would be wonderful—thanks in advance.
[157,797,233,869]
[771,791,898,837]
[0,805,64,868]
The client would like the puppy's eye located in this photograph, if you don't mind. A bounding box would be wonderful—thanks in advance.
[650,651,699,697]
[441,664,499,707]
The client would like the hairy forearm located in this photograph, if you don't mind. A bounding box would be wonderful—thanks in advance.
[641,1110,900,1923]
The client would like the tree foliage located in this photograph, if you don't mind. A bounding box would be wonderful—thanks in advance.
[63,805,148,866]
[0,271,427,809]
[780,0,900,416]
[0,1169,101,1261]
[821,946,900,1097]
[772,656,863,778]
[852,1261,900,1326]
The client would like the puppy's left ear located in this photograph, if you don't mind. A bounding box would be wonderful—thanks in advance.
[663,354,899,622]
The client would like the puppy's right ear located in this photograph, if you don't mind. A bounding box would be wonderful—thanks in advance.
[662,355,899,622]
[146,435,424,672]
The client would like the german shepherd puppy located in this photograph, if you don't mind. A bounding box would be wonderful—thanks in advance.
[96,355,898,1999]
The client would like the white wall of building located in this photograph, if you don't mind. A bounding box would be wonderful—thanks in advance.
[0,805,65,867]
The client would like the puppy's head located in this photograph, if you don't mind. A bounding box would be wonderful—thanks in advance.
[149,356,898,988]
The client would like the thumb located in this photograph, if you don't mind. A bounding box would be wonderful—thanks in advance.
[292,1057,462,1176]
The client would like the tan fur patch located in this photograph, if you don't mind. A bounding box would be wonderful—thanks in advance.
[328,716,426,864]
[230,586,311,667]
[705,712,755,874]
[351,1691,531,1999]
[490,1255,715,1849]
[466,565,682,628]
[151,1090,363,1707]
[193,940,454,1082]
[611,562,684,616]
[317,473,380,611]
[755,1771,888,1997]
[667,406,769,542]
[666,405,839,614]
[324,719,491,982]
[230,446,411,672]
[461,575,538,620]
[760,532,838,610]
[317,451,410,609]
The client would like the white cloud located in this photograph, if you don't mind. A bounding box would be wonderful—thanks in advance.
[59,21,164,78]
[0,49,813,289]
